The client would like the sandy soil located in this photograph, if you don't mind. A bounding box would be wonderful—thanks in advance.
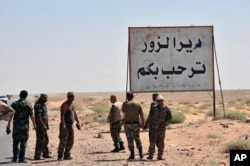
[26,90,250,166]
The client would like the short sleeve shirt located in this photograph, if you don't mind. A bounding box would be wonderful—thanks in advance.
[122,100,143,122]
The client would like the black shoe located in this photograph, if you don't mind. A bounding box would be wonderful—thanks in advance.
[139,147,143,159]
[43,155,53,159]
[157,157,164,160]
[63,156,72,160]
[111,146,120,152]
[18,159,28,163]
[128,155,135,160]
[119,142,125,151]
[128,150,135,160]
[147,156,153,160]
[12,157,18,162]
[119,146,125,150]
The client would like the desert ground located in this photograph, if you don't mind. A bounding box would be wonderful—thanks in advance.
[22,90,250,166]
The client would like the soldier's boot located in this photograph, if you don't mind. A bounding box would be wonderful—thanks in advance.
[119,142,125,151]
[139,147,143,159]
[34,154,42,160]
[12,156,18,162]
[111,145,120,152]
[128,150,135,160]
[157,152,164,160]
[147,153,153,160]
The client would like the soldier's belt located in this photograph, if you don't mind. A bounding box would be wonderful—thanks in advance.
[125,121,139,125]
[112,120,121,124]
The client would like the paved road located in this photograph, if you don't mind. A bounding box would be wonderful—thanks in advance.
[0,121,31,166]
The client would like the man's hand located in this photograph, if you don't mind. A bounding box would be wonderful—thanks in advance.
[76,123,81,130]
[6,127,11,135]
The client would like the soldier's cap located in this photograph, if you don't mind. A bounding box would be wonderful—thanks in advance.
[67,92,74,97]
[156,95,164,101]
[152,92,159,97]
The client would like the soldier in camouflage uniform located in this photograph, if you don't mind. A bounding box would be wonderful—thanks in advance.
[57,92,80,161]
[7,90,36,163]
[122,92,144,160]
[145,95,172,160]
[144,92,159,154]
[34,93,53,160]
[107,95,125,152]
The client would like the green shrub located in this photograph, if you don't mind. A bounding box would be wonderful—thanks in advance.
[171,111,185,124]
[211,110,247,121]
[91,102,110,114]
[206,133,219,139]
[198,103,212,110]
[227,100,237,107]
[50,107,60,111]
[245,99,250,106]
[93,115,107,124]
[222,140,250,153]
[74,104,83,111]
[225,111,247,121]
[206,108,224,117]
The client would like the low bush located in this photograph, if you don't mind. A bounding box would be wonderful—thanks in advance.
[91,102,110,114]
[222,140,250,153]
[171,111,185,124]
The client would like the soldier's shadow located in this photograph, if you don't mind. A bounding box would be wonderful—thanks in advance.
[0,157,33,165]
[87,151,112,154]
[95,159,125,162]
[0,161,13,165]
[95,158,150,162]
[31,159,58,164]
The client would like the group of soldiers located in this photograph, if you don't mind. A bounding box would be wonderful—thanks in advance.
[1,90,172,163]
[107,92,172,160]
[0,90,80,163]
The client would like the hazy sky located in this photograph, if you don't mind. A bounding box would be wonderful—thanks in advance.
[1,0,250,94]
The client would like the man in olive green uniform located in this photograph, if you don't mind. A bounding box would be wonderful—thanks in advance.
[144,92,158,154]
[34,93,53,160]
[107,95,125,152]
[122,92,144,160]
[146,95,172,160]
[57,92,80,161]
[7,90,36,163]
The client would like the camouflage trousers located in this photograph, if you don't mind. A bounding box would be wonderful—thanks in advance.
[148,128,166,157]
[57,123,74,158]
[34,127,49,158]
[124,124,142,151]
[110,121,123,146]
[12,129,29,159]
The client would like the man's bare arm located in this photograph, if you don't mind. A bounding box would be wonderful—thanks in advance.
[30,115,36,129]
[61,103,68,128]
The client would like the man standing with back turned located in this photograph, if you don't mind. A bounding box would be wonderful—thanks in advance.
[57,92,80,161]
[122,92,144,160]
[7,90,36,163]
